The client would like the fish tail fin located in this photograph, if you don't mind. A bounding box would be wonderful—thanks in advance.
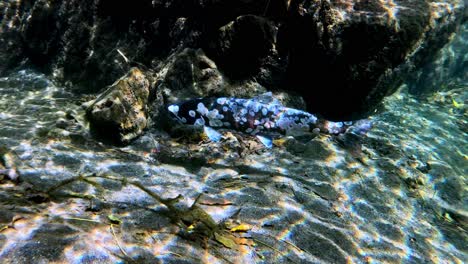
[348,120,373,135]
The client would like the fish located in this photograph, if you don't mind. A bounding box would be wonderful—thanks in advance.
[167,92,371,148]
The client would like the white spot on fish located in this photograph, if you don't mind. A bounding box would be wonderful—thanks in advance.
[189,110,196,117]
[209,119,223,127]
[251,102,262,112]
[168,105,179,114]
[216,97,227,105]
[197,102,209,115]
[326,121,344,133]
[194,118,205,126]
[207,109,220,119]
[309,114,318,123]
[223,106,229,112]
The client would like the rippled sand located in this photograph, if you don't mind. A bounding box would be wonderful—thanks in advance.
[0,70,466,263]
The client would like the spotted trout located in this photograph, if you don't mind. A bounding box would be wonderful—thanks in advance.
[167,93,371,147]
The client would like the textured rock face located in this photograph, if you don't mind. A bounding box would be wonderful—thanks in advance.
[86,68,150,144]
[0,0,465,120]
[206,15,277,78]
[161,48,227,102]
[283,0,465,120]
[0,0,28,73]
[407,22,467,95]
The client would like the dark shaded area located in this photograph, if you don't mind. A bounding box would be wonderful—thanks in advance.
[283,0,434,120]
[205,15,276,79]
[0,0,465,120]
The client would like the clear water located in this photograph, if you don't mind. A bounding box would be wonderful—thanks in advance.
[0,70,466,263]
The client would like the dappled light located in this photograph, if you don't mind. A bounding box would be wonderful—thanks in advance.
[0,70,466,262]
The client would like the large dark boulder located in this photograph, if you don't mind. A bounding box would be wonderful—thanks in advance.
[155,48,269,105]
[0,0,465,121]
[206,15,277,79]
[160,48,227,102]
[282,0,465,120]
[0,0,288,89]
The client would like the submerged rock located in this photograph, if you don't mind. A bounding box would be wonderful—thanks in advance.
[85,68,150,145]
[282,0,465,120]
[408,23,468,95]
[160,48,227,102]
[285,137,332,159]
[207,15,277,79]
[0,0,465,120]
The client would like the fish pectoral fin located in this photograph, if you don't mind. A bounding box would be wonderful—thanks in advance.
[256,135,273,148]
[204,126,222,142]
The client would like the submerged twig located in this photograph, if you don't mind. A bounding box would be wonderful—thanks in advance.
[44,172,247,262]
[253,238,299,264]
[110,224,129,259]
[47,175,87,194]
[0,216,24,233]
[63,217,101,223]
[117,49,130,63]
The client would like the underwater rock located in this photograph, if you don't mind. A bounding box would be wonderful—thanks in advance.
[85,68,150,145]
[282,0,466,120]
[407,23,468,95]
[0,0,464,120]
[206,15,277,79]
[195,0,288,25]
[161,48,227,102]
[285,137,332,159]
[21,0,60,66]
[0,0,30,74]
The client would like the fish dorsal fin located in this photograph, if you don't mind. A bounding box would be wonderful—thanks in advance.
[254,92,282,106]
